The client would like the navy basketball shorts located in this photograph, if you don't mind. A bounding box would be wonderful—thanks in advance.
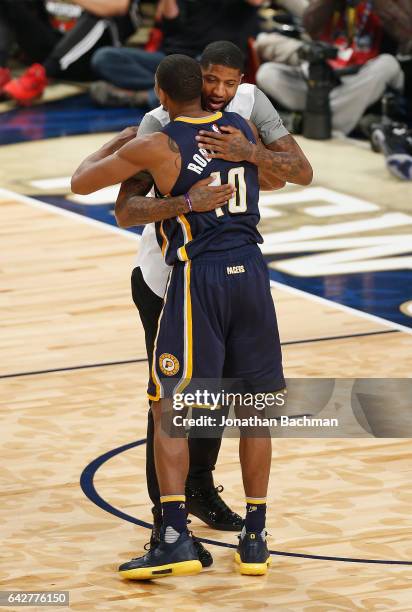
[147,244,285,402]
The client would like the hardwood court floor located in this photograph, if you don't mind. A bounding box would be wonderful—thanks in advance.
[1,191,412,611]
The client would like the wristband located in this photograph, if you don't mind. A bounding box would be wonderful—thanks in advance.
[184,192,193,213]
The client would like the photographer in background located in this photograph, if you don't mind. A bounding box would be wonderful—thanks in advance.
[256,0,405,136]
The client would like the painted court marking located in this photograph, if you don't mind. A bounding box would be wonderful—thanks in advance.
[80,439,412,567]
[3,187,411,336]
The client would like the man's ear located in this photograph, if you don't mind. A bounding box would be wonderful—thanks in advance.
[157,86,168,110]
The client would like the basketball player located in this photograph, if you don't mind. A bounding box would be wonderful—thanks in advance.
[114,41,312,565]
[72,54,288,578]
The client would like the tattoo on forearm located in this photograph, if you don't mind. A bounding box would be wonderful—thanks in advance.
[255,137,306,183]
[227,135,253,161]
[129,195,188,224]
[115,170,188,225]
[115,171,154,225]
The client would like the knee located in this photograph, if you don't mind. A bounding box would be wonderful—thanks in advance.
[256,62,293,102]
[371,54,402,81]
[91,46,119,77]
[151,400,162,421]
[256,62,276,92]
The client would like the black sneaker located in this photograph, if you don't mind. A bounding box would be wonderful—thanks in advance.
[150,506,213,568]
[119,529,202,580]
[150,506,162,548]
[235,528,271,576]
[186,484,243,531]
[371,122,412,180]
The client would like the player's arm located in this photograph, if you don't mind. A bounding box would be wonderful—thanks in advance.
[244,120,285,191]
[196,88,313,186]
[115,114,235,227]
[116,174,235,226]
[248,89,313,185]
[261,134,313,186]
[197,124,313,187]
[71,129,164,195]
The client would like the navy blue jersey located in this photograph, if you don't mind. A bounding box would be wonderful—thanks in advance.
[155,111,263,265]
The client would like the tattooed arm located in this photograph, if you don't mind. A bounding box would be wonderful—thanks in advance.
[71,124,235,221]
[115,173,235,227]
[251,133,313,187]
[196,126,313,186]
[114,134,235,227]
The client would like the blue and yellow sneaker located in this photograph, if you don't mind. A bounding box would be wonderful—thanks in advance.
[119,529,202,580]
[234,528,271,576]
[370,122,412,181]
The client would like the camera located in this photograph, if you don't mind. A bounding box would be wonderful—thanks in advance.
[298,40,338,64]
[298,42,339,140]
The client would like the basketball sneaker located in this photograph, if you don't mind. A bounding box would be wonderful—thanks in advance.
[371,122,412,181]
[186,484,243,531]
[119,528,202,580]
[3,64,47,105]
[234,527,271,575]
[150,506,213,567]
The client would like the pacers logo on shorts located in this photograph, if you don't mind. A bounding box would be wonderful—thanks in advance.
[159,353,180,376]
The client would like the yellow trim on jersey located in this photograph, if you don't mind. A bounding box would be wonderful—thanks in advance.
[148,272,173,401]
[178,214,193,241]
[174,261,193,395]
[245,498,267,505]
[175,111,222,124]
[177,214,192,262]
[177,245,189,262]
[159,220,169,258]
[160,495,186,503]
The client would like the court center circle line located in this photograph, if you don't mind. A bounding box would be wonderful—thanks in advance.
[80,439,412,566]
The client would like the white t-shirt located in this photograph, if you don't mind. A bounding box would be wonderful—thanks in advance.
[135,84,288,297]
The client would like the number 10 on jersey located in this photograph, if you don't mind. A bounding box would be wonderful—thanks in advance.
[210,167,247,217]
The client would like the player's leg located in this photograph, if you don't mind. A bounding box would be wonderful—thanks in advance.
[235,432,272,575]
[130,266,212,566]
[130,267,163,540]
[131,266,240,535]
[186,435,242,531]
[120,397,202,580]
[185,265,241,529]
[224,246,285,575]
[120,263,203,579]
[181,430,243,534]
